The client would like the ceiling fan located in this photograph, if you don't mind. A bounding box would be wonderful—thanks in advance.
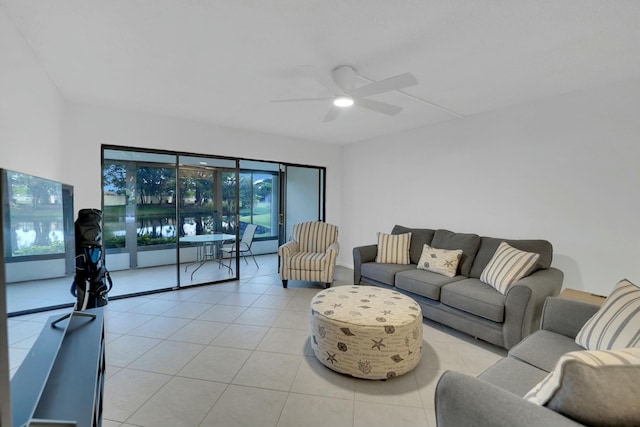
[271,65,418,122]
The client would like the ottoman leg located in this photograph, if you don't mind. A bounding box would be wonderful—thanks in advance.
[282,280,288,288]
[325,283,331,289]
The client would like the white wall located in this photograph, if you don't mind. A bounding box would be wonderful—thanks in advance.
[341,78,640,296]
[62,103,342,226]
[0,6,65,180]
[0,8,66,423]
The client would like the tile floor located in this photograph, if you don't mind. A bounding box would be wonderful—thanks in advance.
[8,261,506,427]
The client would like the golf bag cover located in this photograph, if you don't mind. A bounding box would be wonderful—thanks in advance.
[71,208,112,310]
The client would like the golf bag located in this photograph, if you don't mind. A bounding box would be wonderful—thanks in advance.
[71,208,112,310]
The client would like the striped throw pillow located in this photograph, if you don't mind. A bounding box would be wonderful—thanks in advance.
[480,241,540,294]
[375,232,411,264]
[524,348,640,425]
[575,279,640,350]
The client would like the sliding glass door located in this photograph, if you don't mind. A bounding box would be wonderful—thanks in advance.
[101,147,326,302]
[102,148,240,296]
[177,156,238,285]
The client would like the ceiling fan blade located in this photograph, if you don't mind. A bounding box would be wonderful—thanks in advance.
[299,66,346,96]
[270,97,330,103]
[355,98,402,116]
[323,106,341,122]
[349,72,418,98]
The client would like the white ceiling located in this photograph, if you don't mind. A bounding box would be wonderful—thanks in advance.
[3,1,640,144]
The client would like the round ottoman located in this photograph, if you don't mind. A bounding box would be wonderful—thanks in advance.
[310,285,423,379]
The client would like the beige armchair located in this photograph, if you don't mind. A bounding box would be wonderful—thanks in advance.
[278,221,339,288]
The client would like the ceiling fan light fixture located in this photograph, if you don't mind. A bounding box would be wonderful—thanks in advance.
[333,96,354,107]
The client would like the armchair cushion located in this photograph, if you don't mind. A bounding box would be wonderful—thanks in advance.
[296,221,338,253]
[285,252,330,271]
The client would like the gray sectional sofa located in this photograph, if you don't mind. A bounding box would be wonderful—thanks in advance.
[434,297,612,427]
[353,225,564,349]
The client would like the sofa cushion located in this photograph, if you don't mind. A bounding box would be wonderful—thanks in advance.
[470,237,553,279]
[439,278,505,323]
[375,232,411,264]
[524,348,640,427]
[509,330,585,372]
[417,245,462,277]
[391,225,435,265]
[480,242,540,294]
[360,262,415,287]
[478,356,549,397]
[575,278,640,350]
[395,269,464,300]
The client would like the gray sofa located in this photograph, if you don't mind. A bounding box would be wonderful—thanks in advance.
[353,225,564,349]
[434,297,603,427]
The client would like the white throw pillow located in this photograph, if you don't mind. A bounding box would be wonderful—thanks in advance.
[575,279,640,350]
[375,232,411,264]
[416,244,462,277]
[480,242,540,294]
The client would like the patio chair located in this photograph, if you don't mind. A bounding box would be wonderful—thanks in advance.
[220,223,259,269]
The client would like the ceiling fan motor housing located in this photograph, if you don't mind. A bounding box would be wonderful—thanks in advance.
[332,65,357,93]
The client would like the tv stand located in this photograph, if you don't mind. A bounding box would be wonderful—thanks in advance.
[11,308,105,427]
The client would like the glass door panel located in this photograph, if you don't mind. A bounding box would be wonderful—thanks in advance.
[102,149,179,296]
[177,156,238,285]
[279,165,325,245]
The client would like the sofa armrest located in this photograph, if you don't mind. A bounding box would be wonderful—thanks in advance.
[352,244,378,284]
[435,371,585,427]
[502,267,564,349]
[540,297,600,339]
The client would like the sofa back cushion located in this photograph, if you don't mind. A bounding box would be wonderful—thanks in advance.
[469,237,553,279]
[391,225,435,265]
[430,229,481,277]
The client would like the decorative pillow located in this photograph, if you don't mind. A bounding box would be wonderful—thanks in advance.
[575,279,640,350]
[480,241,540,294]
[524,348,640,426]
[375,232,411,264]
[416,244,462,277]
